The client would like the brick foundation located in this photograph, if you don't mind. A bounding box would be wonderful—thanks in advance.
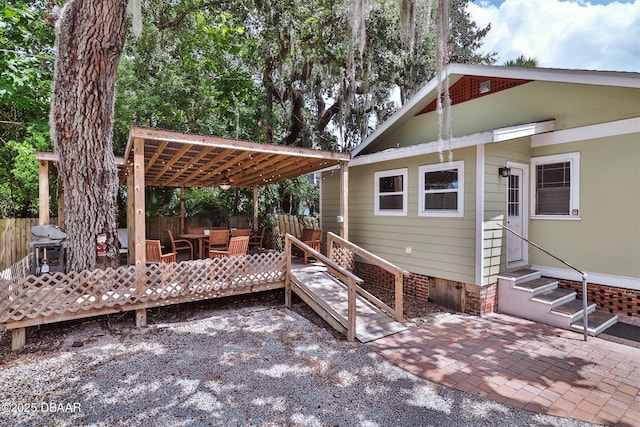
[557,279,640,319]
[353,261,639,321]
[354,261,498,317]
[465,283,498,316]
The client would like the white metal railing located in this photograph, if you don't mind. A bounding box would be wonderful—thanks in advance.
[498,223,589,342]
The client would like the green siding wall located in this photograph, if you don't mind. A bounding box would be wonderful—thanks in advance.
[483,138,533,284]
[342,147,477,284]
[320,171,341,236]
[529,133,640,278]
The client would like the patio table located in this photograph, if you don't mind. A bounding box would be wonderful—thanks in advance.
[178,233,208,259]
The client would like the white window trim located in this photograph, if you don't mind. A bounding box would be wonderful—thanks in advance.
[374,168,408,216]
[418,161,464,218]
[531,152,580,220]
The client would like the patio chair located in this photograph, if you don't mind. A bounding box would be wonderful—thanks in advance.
[293,228,322,264]
[209,236,249,258]
[145,240,176,264]
[248,226,265,251]
[231,228,251,238]
[204,229,229,253]
[168,229,193,259]
[188,226,206,234]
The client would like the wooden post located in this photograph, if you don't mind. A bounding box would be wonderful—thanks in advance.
[11,328,26,351]
[284,235,292,307]
[394,271,404,322]
[132,137,146,267]
[180,187,185,233]
[327,234,334,263]
[339,161,348,240]
[253,186,259,233]
[38,160,49,225]
[136,308,147,328]
[347,277,356,342]
[126,167,134,265]
[133,137,147,328]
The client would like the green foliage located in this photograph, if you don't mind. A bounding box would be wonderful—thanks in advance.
[113,0,263,153]
[0,1,54,140]
[0,1,54,218]
[504,55,538,68]
[0,126,51,217]
[2,0,497,218]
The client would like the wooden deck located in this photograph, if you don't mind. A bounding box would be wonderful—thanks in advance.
[290,262,407,342]
[2,235,409,349]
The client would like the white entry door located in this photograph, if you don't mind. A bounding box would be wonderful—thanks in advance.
[506,164,528,266]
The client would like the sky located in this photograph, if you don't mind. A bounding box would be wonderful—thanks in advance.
[466,0,640,72]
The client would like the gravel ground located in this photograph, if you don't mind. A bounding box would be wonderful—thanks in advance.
[0,293,599,427]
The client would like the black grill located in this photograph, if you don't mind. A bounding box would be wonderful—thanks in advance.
[30,225,68,275]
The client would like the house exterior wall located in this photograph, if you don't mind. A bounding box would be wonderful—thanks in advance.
[322,69,639,317]
[361,82,639,155]
[319,170,341,237]
[483,137,533,284]
[529,132,640,281]
[324,147,477,285]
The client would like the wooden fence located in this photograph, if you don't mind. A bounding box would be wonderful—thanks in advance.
[0,214,315,272]
[0,218,60,273]
[0,216,251,272]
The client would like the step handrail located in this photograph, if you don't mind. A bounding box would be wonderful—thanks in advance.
[498,223,589,341]
[326,232,409,321]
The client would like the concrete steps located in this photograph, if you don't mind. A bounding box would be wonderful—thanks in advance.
[498,269,617,336]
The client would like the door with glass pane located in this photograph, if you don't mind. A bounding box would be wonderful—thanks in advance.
[506,165,528,266]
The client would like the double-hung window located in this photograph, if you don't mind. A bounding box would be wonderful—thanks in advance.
[374,168,408,216]
[418,161,464,217]
[531,152,580,219]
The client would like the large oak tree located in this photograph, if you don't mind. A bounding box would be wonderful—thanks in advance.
[50,0,130,270]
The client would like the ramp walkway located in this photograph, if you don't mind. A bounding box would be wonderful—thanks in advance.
[286,233,409,342]
[292,263,407,342]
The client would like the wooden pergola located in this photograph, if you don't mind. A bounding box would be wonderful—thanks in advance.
[36,127,351,265]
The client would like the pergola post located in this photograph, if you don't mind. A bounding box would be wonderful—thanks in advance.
[126,167,135,265]
[339,161,349,240]
[253,187,259,232]
[38,160,49,226]
[132,137,147,327]
[180,187,185,233]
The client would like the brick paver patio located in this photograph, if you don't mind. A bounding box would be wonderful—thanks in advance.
[370,312,640,425]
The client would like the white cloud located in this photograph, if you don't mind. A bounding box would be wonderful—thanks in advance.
[467,0,640,72]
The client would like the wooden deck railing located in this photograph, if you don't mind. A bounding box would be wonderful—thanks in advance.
[326,232,409,322]
[0,251,286,350]
[284,234,363,341]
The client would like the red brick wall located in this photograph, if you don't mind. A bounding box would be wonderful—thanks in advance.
[557,279,639,319]
[354,261,430,306]
[345,261,639,321]
[465,283,498,316]
[354,261,499,316]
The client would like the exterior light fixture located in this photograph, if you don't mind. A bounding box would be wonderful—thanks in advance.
[498,167,511,178]
[218,172,231,190]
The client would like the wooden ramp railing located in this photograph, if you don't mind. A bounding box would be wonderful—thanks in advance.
[285,234,408,342]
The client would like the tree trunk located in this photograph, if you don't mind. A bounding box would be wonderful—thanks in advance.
[51,0,129,271]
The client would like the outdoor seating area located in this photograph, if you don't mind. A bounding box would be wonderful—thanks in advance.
[116,226,267,264]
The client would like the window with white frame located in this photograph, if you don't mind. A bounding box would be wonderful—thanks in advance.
[531,152,580,218]
[418,161,464,217]
[374,168,408,216]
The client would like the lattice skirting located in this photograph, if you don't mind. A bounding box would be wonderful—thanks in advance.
[0,251,286,329]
